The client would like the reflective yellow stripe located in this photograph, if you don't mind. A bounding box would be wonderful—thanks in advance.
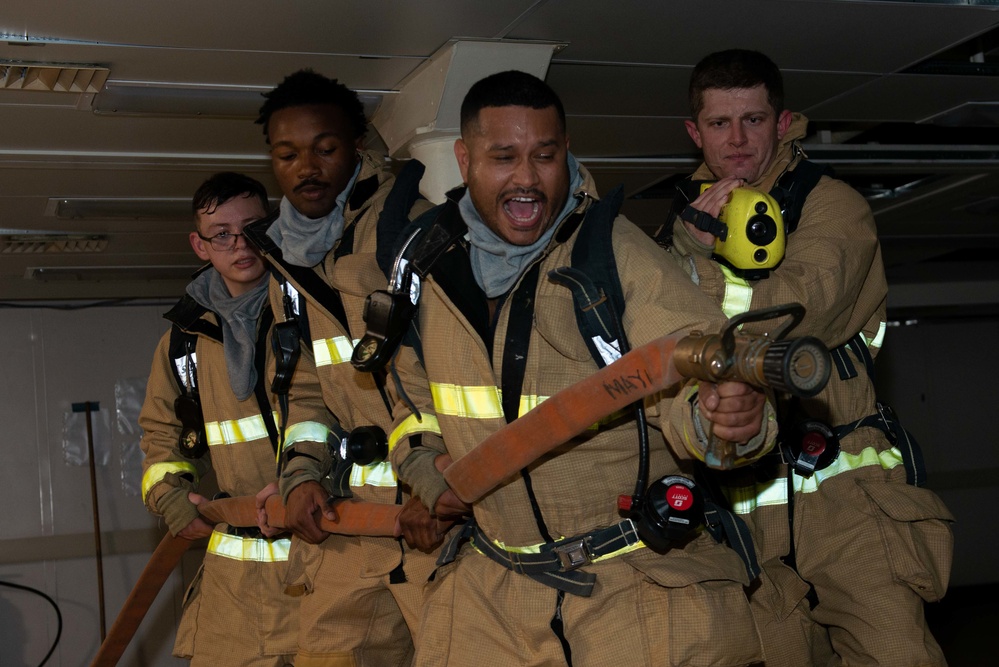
[719,265,753,319]
[389,413,442,448]
[726,475,788,514]
[349,431,401,488]
[863,321,887,351]
[727,446,906,514]
[431,383,557,421]
[519,394,546,417]
[349,460,397,488]
[141,461,199,503]
[207,531,291,562]
[205,414,271,446]
[284,421,330,450]
[312,336,357,368]
[431,383,504,419]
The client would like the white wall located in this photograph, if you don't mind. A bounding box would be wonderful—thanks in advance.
[0,302,198,667]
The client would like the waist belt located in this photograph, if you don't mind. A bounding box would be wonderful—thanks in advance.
[226,524,266,539]
[438,518,642,597]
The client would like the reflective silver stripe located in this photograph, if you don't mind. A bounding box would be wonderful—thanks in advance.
[727,446,906,514]
[719,264,753,319]
[283,281,301,317]
[313,336,358,368]
[283,421,330,451]
[205,414,271,446]
[173,353,197,391]
[141,461,199,502]
[207,531,291,562]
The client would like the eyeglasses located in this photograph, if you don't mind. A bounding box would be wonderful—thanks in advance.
[197,230,247,252]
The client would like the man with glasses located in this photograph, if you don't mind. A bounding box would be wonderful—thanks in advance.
[139,172,331,666]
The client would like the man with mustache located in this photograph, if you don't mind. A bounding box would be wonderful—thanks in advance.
[140,172,329,666]
[665,49,954,666]
[243,70,435,667]
[388,69,775,667]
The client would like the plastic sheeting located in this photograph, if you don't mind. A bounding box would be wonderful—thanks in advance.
[61,404,110,467]
[116,377,148,497]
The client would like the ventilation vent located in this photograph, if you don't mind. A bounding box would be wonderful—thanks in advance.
[0,61,109,93]
[2,234,108,253]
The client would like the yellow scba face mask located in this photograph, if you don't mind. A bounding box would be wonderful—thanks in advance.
[700,184,786,274]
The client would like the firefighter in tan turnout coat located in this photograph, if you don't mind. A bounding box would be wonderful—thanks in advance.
[666,49,955,667]
[389,70,778,667]
[140,172,332,666]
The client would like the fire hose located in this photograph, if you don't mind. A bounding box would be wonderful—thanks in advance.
[93,305,828,665]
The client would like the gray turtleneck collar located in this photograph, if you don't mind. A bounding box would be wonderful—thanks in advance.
[462,152,585,298]
[185,268,270,401]
[266,159,362,267]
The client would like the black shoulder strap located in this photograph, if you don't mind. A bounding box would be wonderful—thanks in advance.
[557,185,629,366]
[771,159,833,235]
[164,296,219,396]
[411,190,469,279]
[652,178,711,248]
[376,159,427,278]
[251,306,281,453]
[164,295,222,342]
[243,210,350,331]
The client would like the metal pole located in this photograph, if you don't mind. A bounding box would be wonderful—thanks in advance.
[74,401,106,641]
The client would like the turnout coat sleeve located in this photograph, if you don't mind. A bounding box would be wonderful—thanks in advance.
[138,330,210,535]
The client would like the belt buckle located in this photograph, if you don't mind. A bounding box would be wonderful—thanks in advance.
[553,538,591,571]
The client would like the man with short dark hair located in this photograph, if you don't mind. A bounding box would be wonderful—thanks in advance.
[389,70,775,667]
[140,172,329,666]
[667,49,954,666]
[244,69,434,667]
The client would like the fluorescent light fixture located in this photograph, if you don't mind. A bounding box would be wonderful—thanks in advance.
[45,196,282,220]
[25,265,197,282]
[94,81,265,118]
[93,80,384,119]
[46,197,192,220]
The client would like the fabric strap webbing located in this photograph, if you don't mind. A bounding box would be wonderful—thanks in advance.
[436,517,645,597]
[500,264,555,544]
